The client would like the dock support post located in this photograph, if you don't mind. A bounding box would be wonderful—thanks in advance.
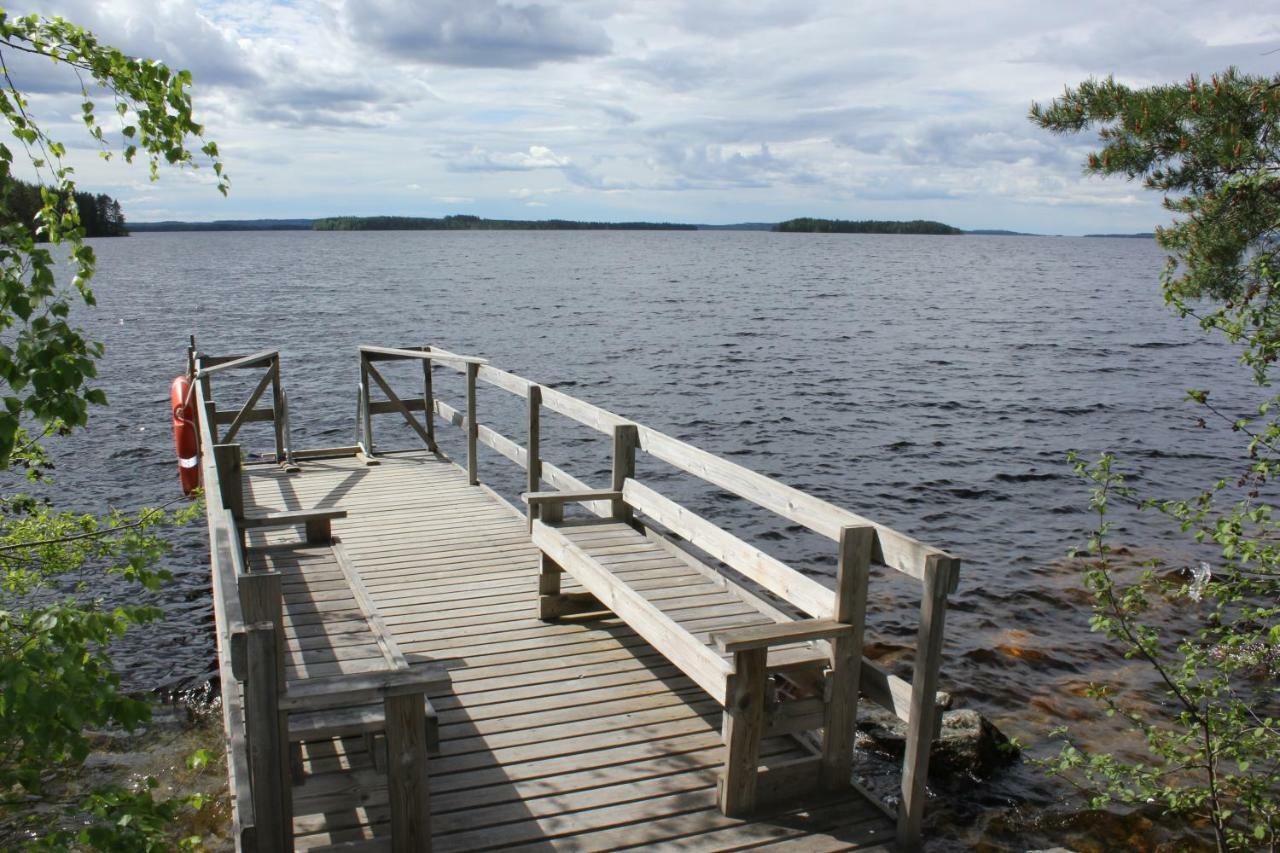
[526,385,542,494]
[240,573,291,852]
[422,351,437,453]
[822,525,874,788]
[465,361,478,485]
[611,423,638,523]
[896,555,957,851]
[385,691,432,852]
[718,647,767,817]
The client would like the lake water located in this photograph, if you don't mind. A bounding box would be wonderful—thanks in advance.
[48,230,1256,848]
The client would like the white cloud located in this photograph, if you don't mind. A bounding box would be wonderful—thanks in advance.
[25,0,1280,233]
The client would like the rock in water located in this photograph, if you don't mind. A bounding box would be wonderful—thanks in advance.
[855,706,1019,779]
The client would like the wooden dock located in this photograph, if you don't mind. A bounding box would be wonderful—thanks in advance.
[192,343,959,852]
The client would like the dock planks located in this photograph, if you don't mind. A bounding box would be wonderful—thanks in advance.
[241,451,894,851]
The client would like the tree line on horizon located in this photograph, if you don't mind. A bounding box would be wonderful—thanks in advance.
[773,217,962,234]
[1,177,127,239]
[312,214,697,231]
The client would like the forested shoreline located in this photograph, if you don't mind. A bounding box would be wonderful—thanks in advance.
[312,214,697,231]
[2,178,127,238]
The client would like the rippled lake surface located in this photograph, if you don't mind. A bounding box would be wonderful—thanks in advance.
[51,230,1257,849]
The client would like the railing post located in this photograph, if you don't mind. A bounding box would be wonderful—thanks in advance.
[385,691,432,852]
[526,385,542,494]
[270,358,285,463]
[896,555,957,851]
[240,572,290,852]
[822,525,874,788]
[718,646,767,817]
[465,361,479,485]
[422,351,437,453]
[611,423,638,522]
[212,443,244,520]
[360,354,374,456]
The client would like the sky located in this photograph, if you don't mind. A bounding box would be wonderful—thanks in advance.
[12,0,1280,233]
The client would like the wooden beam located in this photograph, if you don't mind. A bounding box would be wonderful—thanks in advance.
[823,525,874,789]
[280,666,449,713]
[211,444,243,520]
[359,358,374,456]
[214,407,274,425]
[422,356,436,452]
[477,424,526,468]
[718,646,767,816]
[196,349,278,376]
[524,489,622,507]
[270,360,285,462]
[238,508,347,537]
[755,754,823,807]
[222,367,276,443]
[477,364,532,398]
[765,697,826,738]
[530,521,732,704]
[539,462,613,518]
[711,619,852,654]
[897,554,956,851]
[242,621,290,852]
[526,385,542,495]
[366,360,434,448]
[368,398,428,416]
[466,362,479,485]
[540,385,629,435]
[635,426,958,589]
[623,480,834,618]
[359,344,485,366]
[611,424,638,522]
[384,691,432,852]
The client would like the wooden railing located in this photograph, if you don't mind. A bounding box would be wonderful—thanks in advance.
[192,342,295,467]
[357,344,961,850]
[194,347,441,852]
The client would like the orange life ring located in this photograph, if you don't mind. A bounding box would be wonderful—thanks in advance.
[171,375,200,495]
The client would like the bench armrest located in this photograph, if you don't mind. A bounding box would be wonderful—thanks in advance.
[523,490,622,506]
[239,508,347,543]
[712,619,852,654]
[239,508,348,529]
[280,665,448,712]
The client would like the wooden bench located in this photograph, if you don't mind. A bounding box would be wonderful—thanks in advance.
[232,502,448,845]
[241,508,442,779]
[526,483,878,818]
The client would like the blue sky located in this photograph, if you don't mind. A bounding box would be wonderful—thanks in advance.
[16,0,1280,233]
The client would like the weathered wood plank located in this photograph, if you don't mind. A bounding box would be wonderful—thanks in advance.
[623,479,834,618]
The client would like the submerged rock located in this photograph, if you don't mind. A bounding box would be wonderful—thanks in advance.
[856,705,1019,780]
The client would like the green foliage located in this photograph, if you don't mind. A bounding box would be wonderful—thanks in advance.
[772,217,963,234]
[1031,69,1280,383]
[0,8,226,849]
[0,10,225,468]
[1032,70,1280,851]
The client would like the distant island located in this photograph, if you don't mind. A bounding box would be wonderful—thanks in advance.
[1084,232,1156,239]
[313,214,696,231]
[128,218,311,232]
[774,217,962,235]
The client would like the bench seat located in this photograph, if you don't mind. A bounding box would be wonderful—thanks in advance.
[527,487,878,819]
[246,527,441,777]
[545,520,831,678]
